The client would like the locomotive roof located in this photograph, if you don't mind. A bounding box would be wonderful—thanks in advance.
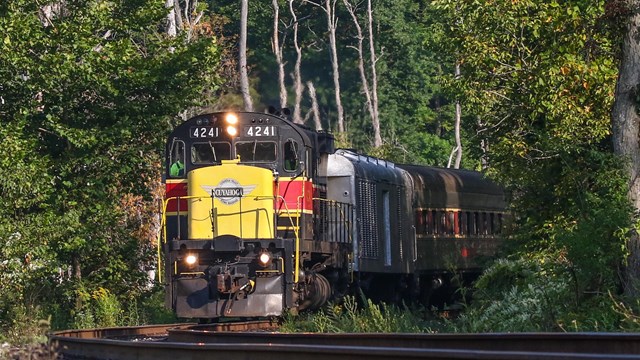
[166,111,335,155]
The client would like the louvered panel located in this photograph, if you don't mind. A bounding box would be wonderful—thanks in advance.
[313,198,353,243]
[359,181,378,258]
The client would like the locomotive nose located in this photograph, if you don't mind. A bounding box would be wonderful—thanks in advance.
[188,160,275,239]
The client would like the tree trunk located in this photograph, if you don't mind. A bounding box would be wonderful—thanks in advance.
[454,63,462,168]
[326,0,345,133]
[239,0,254,111]
[303,0,344,132]
[174,0,184,32]
[39,3,62,27]
[307,81,322,130]
[612,0,640,296]
[272,0,288,109]
[72,254,82,310]
[366,0,381,148]
[344,0,375,143]
[289,0,304,124]
[434,67,443,137]
[165,0,177,37]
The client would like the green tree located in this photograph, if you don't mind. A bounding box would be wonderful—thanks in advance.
[431,0,628,306]
[0,0,221,334]
[372,0,457,165]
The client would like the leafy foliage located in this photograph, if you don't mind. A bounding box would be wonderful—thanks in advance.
[452,257,575,332]
[421,0,638,331]
[0,0,220,336]
[451,256,637,332]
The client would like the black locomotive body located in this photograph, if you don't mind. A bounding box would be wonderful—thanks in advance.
[161,111,507,318]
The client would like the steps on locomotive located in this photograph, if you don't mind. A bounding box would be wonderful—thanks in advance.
[277,211,301,231]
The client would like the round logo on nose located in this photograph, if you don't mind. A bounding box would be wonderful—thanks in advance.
[201,178,256,205]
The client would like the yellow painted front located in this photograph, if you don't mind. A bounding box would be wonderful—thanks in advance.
[188,162,274,239]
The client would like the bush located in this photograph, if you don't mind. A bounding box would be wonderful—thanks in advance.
[281,295,434,333]
[556,292,623,332]
[71,287,122,329]
[448,256,632,333]
[70,286,177,329]
[449,257,574,332]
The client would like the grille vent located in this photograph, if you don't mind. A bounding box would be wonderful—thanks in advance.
[358,181,378,258]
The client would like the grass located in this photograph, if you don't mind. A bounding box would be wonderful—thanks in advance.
[280,295,442,333]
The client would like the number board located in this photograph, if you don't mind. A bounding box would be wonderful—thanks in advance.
[190,126,220,138]
[243,125,277,137]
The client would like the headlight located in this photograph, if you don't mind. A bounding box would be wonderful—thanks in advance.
[225,113,238,125]
[185,254,197,265]
[258,251,271,267]
[226,125,238,136]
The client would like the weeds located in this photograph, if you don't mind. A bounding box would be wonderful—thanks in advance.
[0,305,50,345]
[281,295,434,333]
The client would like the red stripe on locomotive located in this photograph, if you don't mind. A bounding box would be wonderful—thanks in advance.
[165,181,188,213]
[276,179,314,212]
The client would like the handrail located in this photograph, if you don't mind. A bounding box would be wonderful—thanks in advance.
[158,194,276,283]
[274,195,300,283]
[160,186,306,285]
[312,198,354,244]
[158,195,208,283]
[412,225,417,262]
[275,174,308,284]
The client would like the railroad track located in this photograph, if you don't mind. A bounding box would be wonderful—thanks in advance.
[49,321,640,359]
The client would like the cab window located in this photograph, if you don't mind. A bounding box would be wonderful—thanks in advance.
[284,139,299,171]
[191,142,231,164]
[169,140,185,178]
[236,141,277,163]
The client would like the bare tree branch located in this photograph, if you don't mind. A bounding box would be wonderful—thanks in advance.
[302,0,344,132]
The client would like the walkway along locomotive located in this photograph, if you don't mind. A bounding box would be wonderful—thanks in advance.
[160,110,507,319]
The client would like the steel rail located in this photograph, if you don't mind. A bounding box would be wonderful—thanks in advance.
[168,327,640,355]
[49,323,640,360]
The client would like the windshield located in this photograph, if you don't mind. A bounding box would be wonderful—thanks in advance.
[236,141,277,163]
[192,142,231,164]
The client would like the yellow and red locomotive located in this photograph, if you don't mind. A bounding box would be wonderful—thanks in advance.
[161,110,506,318]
